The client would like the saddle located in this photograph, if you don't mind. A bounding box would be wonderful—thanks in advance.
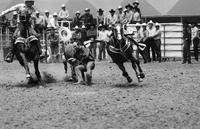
[15,35,38,49]
[109,40,131,54]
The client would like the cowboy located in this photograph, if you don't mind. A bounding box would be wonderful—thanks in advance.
[10,11,18,33]
[182,23,192,64]
[80,8,94,30]
[72,26,82,45]
[147,20,156,61]
[133,1,142,19]
[80,25,87,43]
[107,9,118,25]
[58,4,69,21]
[97,24,109,61]
[151,22,162,62]
[34,11,44,34]
[47,29,59,63]
[124,4,134,24]
[49,13,59,30]
[191,23,199,61]
[117,5,125,24]
[72,11,81,28]
[97,8,106,26]
[43,10,52,30]
[132,7,141,23]
[74,45,95,85]
[0,0,42,63]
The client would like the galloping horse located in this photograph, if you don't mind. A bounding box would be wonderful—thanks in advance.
[107,24,145,83]
[14,23,42,84]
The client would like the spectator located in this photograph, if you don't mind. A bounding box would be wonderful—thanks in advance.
[97,24,109,61]
[80,25,87,43]
[49,13,59,30]
[147,20,156,61]
[122,8,128,24]
[191,23,199,61]
[182,23,192,64]
[107,9,118,25]
[48,29,59,63]
[97,8,106,26]
[10,11,18,33]
[132,7,141,23]
[135,23,148,63]
[58,4,69,21]
[87,24,97,59]
[133,1,142,19]
[34,11,44,34]
[43,10,52,30]
[80,8,94,30]
[117,5,125,24]
[124,4,134,24]
[72,26,82,45]
[151,22,162,62]
[72,11,82,28]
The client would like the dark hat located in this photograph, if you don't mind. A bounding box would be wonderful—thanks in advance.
[125,4,133,9]
[109,9,116,13]
[133,1,139,5]
[97,8,104,12]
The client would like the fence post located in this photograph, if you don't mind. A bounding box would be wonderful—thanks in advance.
[163,25,166,58]
[0,27,3,61]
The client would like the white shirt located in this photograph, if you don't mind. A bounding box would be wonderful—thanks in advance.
[107,14,118,25]
[49,17,59,29]
[147,27,156,37]
[35,15,44,25]
[98,30,110,42]
[191,26,199,39]
[58,9,69,19]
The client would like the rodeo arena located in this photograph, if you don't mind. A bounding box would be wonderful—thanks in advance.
[0,0,200,128]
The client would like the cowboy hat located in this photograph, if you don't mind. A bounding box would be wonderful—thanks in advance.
[53,13,58,16]
[142,23,147,26]
[45,10,49,13]
[75,11,80,14]
[35,11,39,14]
[118,5,123,9]
[135,23,141,27]
[82,25,86,29]
[155,22,161,26]
[109,9,116,13]
[85,8,90,11]
[133,1,139,5]
[125,4,133,9]
[61,4,65,7]
[74,26,79,29]
[97,8,104,12]
[147,20,154,25]
[13,11,17,15]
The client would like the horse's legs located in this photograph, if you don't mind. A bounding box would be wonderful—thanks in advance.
[129,56,145,82]
[20,53,31,79]
[34,59,42,82]
[116,63,132,83]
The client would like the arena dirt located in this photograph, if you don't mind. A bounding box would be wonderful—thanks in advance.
[0,61,200,129]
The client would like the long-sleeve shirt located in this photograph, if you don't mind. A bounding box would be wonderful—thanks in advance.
[58,9,69,19]
[97,14,106,25]
[97,30,110,42]
[147,27,156,37]
[191,26,199,40]
[44,15,52,27]
[49,18,59,29]
[141,29,149,42]
[124,11,133,24]
[152,29,161,40]
[35,15,44,25]
[107,14,118,25]
[117,12,125,24]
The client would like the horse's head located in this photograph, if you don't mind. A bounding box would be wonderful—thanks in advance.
[113,24,123,40]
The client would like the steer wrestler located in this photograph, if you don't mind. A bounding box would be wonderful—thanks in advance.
[73,45,95,85]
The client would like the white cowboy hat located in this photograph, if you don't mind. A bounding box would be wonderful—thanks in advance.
[142,23,147,26]
[82,25,86,29]
[155,22,161,26]
[147,20,154,25]
[123,8,128,12]
[135,23,141,27]
[13,11,17,15]
[85,8,90,11]
[61,4,65,7]
[118,5,123,9]
[45,10,49,13]
[35,11,39,14]
[74,26,79,29]
[75,11,80,14]
[53,13,58,16]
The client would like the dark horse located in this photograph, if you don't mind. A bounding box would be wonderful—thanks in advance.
[106,24,145,83]
[14,23,42,84]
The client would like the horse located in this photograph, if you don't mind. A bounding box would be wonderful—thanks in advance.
[13,23,42,84]
[106,24,145,83]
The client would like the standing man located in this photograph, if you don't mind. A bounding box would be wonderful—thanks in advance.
[117,6,124,24]
[151,22,162,62]
[0,0,42,63]
[191,23,199,61]
[147,20,156,61]
[133,1,141,19]
[34,11,44,34]
[107,9,118,25]
[43,10,51,30]
[49,13,59,30]
[80,8,94,30]
[124,4,134,24]
[97,8,105,26]
[10,11,18,33]
[182,23,192,64]
[72,11,81,28]
[58,4,69,21]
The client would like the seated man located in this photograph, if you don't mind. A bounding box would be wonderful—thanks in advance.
[73,45,95,85]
